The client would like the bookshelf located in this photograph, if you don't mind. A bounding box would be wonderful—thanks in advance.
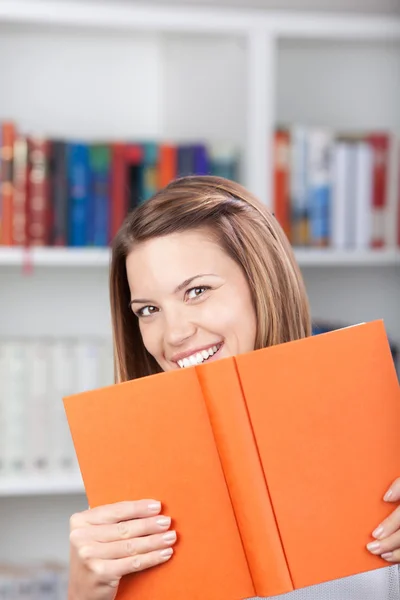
[0,475,84,497]
[0,0,399,572]
[0,246,399,268]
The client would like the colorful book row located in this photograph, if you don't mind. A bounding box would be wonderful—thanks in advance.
[273,127,400,249]
[0,121,239,247]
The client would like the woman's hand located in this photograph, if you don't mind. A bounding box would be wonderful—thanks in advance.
[367,478,400,563]
[68,499,177,600]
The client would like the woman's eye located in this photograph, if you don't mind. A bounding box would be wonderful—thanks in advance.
[186,286,210,300]
[137,305,158,318]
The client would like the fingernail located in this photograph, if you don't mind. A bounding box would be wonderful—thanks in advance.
[156,516,171,527]
[162,530,177,543]
[384,489,393,501]
[160,547,173,559]
[372,525,384,539]
[381,552,394,561]
[367,541,381,554]
[148,501,161,512]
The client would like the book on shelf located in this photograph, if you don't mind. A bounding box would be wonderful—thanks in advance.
[63,320,400,600]
[273,126,400,251]
[0,120,240,248]
[0,336,113,479]
[1,120,399,253]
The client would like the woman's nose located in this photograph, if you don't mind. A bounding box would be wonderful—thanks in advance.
[163,309,196,346]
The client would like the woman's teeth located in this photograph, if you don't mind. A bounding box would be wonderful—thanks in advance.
[177,345,221,369]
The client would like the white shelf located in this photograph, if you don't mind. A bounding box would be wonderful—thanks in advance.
[1,1,399,40]
[294,248,400,267]
[0,474,85,497]
[0,247,111,267]
[0,247,399,268]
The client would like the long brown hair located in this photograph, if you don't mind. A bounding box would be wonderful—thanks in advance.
[110,175,311,382]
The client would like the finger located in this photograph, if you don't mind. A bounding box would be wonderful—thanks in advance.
[383,478,400,502]
[88,547,174,582]
[380,549,400,563]
[70,514,172,544]
[367,528,400,561]
[371,506,400,540]
[70,500,162,529]
[78,530,177,561]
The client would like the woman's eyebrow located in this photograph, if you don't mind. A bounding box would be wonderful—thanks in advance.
[173,273,218,294]
[130,273,218,305]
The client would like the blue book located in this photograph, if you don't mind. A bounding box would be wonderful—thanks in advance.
[193,144,209,175]
[140,142,158,203]
[67,142,90,247]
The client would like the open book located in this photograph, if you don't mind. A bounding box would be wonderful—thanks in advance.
[63,319,400,600]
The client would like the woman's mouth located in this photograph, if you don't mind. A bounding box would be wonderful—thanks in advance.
[176,342,224,369]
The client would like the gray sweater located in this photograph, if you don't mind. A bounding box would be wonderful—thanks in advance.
[252,565,400,599]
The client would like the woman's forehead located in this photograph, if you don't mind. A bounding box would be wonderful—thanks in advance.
[125,232,235,296]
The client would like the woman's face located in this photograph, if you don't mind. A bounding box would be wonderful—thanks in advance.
[126,228,257,372]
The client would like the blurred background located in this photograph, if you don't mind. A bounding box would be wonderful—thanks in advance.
[0,0,399,595]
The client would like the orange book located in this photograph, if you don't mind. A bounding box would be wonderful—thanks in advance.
[0,122,16,245]
[158,144,177,189]
[63,320,400,600]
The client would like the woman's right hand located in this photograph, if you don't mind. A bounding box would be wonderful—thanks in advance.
[68,499,177,600]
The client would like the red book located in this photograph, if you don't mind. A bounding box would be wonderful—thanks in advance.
[273,129,291,240]
[367,133,389,248]
[110,143,143,243]
[26,137,51,246]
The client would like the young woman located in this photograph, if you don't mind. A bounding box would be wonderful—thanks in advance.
[68,176,400,600]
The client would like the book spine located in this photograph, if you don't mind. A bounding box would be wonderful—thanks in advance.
[330,141,350,249]
[196,359,293,596]
[49,140,69,246]
[67,142,90,247]
[89,144,111,246]
[50,340,80,473]
[177,144,195,177]
[290,126,309,246]
[0,122,16,246]
[27,137,50,246]
[209,143,239,181]
[307,129,332,247]
[12,136,28,246]
[158,144,177,188]
[273,129,291,240]
[125,144,143,210]
[193,144,209,175]
[354,141,373,250]
[3,341,28,475]
[27,340,50,474]
[140,142,158,203]
[110,142,127,242]
[367,133,389,248]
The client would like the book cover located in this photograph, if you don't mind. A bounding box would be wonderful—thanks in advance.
[63,320,400,600]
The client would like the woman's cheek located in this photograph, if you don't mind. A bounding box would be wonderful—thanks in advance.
[139,322,157,357]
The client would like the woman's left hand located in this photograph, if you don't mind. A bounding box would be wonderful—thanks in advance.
[367,477,400,563]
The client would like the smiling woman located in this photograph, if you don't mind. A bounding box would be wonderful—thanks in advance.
[109,175,311,381]
[67,174,400,600]
[125,228,258,372]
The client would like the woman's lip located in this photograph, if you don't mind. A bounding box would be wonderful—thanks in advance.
[170,342,224,364]
[171,342,224,368]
